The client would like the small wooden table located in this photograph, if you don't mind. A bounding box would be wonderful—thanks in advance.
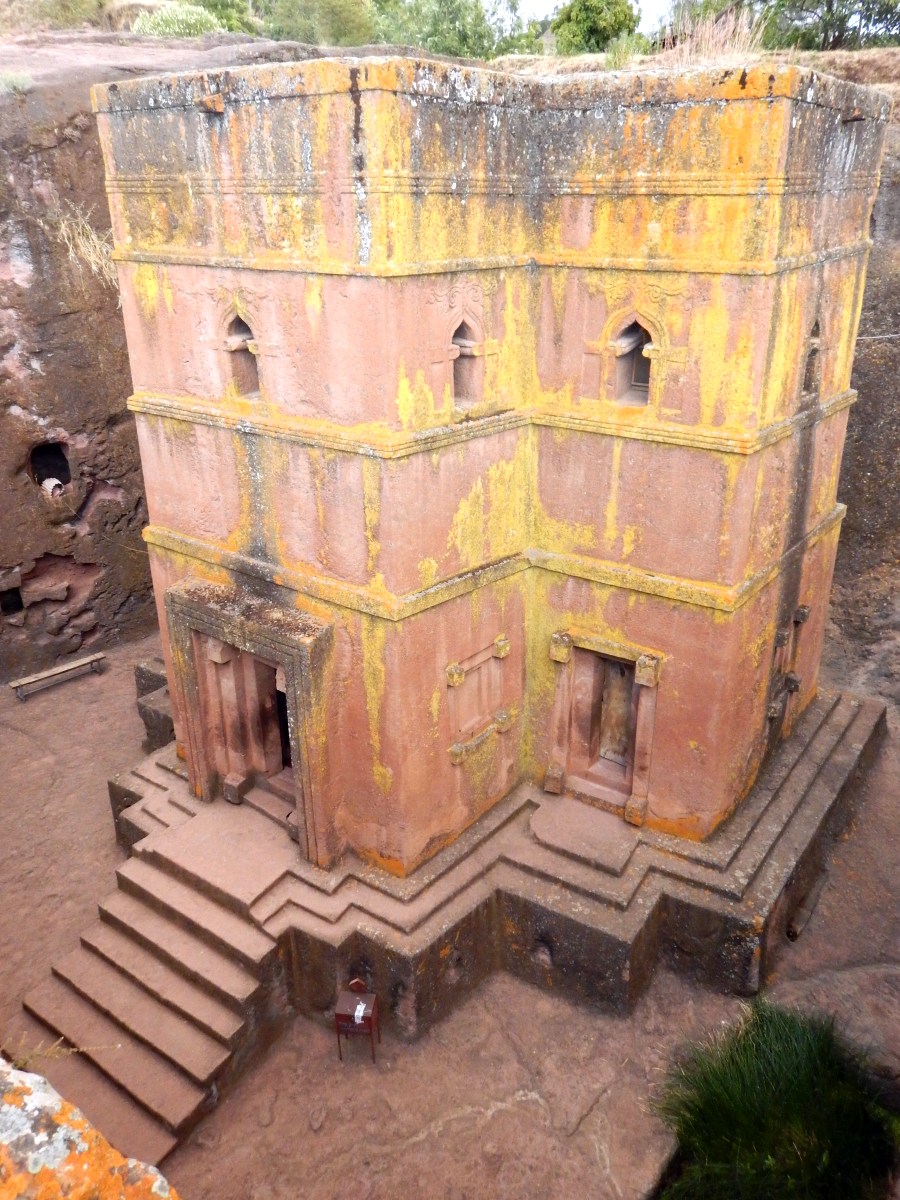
[334,983,381,1063]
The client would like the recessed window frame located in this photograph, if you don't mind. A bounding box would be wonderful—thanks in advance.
[226,314,260,396]
[802,318,821,402]
[449,318,485,411]
[611,320,654,407]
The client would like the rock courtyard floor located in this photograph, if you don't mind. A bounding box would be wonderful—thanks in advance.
[0,618,898,1200]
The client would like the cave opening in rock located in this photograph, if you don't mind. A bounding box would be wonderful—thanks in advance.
[0,587,24,615]
[29,442,71,487]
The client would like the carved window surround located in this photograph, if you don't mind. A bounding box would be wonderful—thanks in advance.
[446,634,512,764]
[546,628,663,826]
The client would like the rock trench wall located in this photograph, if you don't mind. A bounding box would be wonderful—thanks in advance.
[0,74,152,680]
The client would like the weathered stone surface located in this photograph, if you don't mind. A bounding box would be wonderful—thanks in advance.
[0,1060,181,1198]
[0,76,152,681]
[134,657,167,698]
[136,684,174,752]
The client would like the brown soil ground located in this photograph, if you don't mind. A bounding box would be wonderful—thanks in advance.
[0,600,898,1200]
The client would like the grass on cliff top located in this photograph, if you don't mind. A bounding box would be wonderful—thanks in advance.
[656,1000,899,1200]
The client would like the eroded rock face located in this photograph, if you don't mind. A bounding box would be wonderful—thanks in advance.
[0,1060,181,1199]
[0,74,153,681]
[0,35,330,683]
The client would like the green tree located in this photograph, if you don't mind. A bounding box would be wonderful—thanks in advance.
[196,0,259,32]
[761,0,900,47]
[373,0,538,57]
[264,0,376,44]
[551,0,639,53]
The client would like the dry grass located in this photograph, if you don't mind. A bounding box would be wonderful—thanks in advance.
[4,1033,117,1072]
[656,8,765,69]
[498,10,767,76]
[36,201,118,292]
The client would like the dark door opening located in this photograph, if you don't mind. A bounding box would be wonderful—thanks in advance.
[276,686,293,768]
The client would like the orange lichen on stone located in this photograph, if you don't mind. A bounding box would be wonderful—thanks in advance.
[91,56,889,871]
[0,1063,181,1200]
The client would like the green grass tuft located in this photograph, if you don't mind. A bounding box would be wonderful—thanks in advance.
[656,1000,898,1200]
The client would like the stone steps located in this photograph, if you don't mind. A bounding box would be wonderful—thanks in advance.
[243,784,294,832]
[257,768,295,804]
[52,947,231,1085]
[2,1010,177,1167]
[109,749,200,848]
[22,976,207,1131]
[8,840,288,1165]
[116,857,276,967]
[98,891,262,1010]
[81,921,244,1045]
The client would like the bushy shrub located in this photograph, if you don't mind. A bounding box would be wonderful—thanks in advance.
[656,1001,898,1200]
[132,2,224,36]
[603,30,650,67]
[0,71,33,94]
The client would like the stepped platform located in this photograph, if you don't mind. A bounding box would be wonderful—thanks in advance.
[3,690,885,1165]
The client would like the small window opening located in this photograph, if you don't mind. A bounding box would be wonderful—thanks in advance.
[803,320,820,396]
[451,321,482,409]
[613,322,652,406]
[0,587,24,615]
[226,316,260,396]
[29,442,71,487]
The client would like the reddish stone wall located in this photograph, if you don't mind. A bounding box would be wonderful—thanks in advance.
[93,59,887,874]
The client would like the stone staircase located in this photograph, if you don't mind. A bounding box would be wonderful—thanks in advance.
[4,840,286,1166]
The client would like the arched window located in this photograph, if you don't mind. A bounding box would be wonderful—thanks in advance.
[226,316,260,396]
[612,321,652,406]
[803,320,820,398]
[450,320,483,409]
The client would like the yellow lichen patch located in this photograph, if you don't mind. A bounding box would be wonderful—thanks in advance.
[602,439,624,551]
[458,718,514,809]
[396,361,448,431]
[494,274,540,410]
[362,457,382,575]
[418,557,439,588]
[429,684,442,734]
[448,475,485,570]
[130,262,162,320]
[485,438,529,561]
[304,275,324,320]
[530,431,595,556]
[360,613,393,794]
[307,448,330,546]
[446,440,530,576]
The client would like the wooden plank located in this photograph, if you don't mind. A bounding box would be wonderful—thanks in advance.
[9,654,106,700]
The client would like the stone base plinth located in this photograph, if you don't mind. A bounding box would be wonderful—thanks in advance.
[113,691,885,1034]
